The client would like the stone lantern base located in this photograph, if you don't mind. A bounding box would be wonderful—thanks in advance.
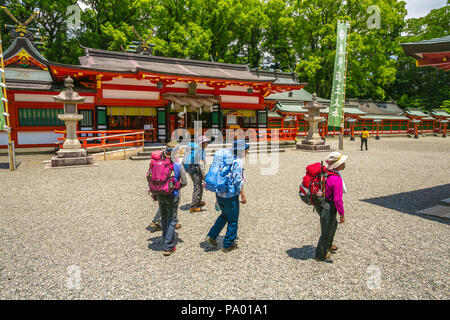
[50,149,94,167]
[296,139,331,151]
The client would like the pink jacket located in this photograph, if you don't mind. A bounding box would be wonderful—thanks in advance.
[325,173,345,215]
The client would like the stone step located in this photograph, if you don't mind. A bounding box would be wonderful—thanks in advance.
[132,148,285,160]
[130,155,152,161]
[143,142,295,153]
[50,156,94,167]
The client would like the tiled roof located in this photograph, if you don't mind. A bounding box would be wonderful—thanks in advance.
[430,109,450,117]
[266,88,329,103]
[4,37,48,67]
[319,107,367,115]
[77,47,271,82]
[356,101,403,115]
[359,114,410,120]
[268,111,282,118]
[275,102,308,114]
[404,108,429,117]
[401,35,450,59]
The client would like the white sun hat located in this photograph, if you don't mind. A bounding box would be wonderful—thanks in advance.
[325,151,348,170]
[196,135,211,145]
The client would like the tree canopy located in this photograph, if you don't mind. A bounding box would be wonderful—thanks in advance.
[0,0,448,110]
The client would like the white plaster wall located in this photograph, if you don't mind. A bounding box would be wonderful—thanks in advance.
[18,131,61,145]
[15,94,94,103]
[102,90,160,100]
[103,78,156,86]
[0,132,8,145]
[220,95,259,104]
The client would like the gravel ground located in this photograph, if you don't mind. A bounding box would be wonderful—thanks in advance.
[0,136,449,300]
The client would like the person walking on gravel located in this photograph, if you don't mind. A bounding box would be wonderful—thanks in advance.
[183,135,211,213]
[205,140,248,253]
[314,151,347,261]
[148,143,183,231]
[150,141,187,256]
[361,127,370,151]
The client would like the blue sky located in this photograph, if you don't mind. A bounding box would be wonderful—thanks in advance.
[405,0,447,18]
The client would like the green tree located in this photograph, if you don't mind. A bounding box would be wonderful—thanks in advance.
[386,3,450,111]
[291,0,406,100]
[0,0,82,64]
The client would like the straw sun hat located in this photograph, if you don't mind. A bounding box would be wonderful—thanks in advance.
[325,151,348,170]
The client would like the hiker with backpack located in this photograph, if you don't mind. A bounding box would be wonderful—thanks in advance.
[183,135,211,213]
[204,140,249,253]
[148,141,187,256]
[299,151,347,261]
[148,143,183,231]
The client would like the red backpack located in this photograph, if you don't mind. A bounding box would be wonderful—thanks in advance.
[299,162,337,206]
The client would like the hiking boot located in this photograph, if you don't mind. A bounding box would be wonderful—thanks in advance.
[163,246,176,256]
[175,223,182,229]
[149,222,161,231]
[190,207,201,213]
[205,236,218,247]
[222,243,238,253]
[315,251,331,262]
[329,245,338,253]
[197,201,206,207]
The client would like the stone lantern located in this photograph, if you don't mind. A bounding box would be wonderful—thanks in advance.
[53,76,85,149]
[296,93,331,151]
[49,76,93,167]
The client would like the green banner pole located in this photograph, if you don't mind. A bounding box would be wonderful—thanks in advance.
[328,20,351,150]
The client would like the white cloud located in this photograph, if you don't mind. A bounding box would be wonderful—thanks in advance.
[404,0,447,19]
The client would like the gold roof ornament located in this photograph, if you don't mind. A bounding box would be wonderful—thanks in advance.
[1,6,39,41]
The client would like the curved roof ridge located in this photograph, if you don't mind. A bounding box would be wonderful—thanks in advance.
[80,46,250,71]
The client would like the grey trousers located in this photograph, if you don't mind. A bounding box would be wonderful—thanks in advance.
[314,200,338,260]
[157,195,180,251]
[189,168,203,207]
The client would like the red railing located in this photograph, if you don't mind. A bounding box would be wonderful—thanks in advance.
[175,128,298,141]
[224,128,297,141]
[55,130,145,149]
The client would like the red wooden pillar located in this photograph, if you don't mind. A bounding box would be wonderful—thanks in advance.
[443,121,447,138]
[7,91,19,146]
[414,120,419,139]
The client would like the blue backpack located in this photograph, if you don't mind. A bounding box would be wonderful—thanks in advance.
[183,142,202,174]
[205,149,240,196]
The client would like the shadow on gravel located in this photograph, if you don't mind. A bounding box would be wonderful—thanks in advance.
[179,204,191,211]
[361,183,450,225]
[286,246,333,263]
[0,162,21,170]
[147,233,184,252]
[199,236,225,252]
